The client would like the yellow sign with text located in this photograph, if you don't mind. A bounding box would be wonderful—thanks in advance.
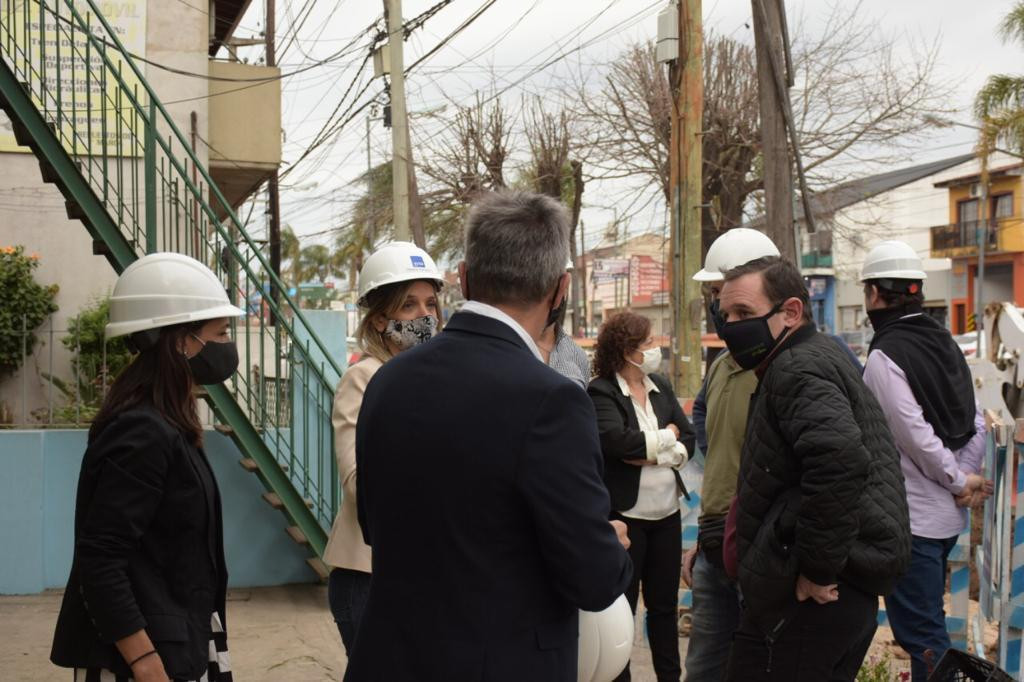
[0,0,148,156]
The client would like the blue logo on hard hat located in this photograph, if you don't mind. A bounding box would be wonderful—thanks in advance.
[410,255,425,268]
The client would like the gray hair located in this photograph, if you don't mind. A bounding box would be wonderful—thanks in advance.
[464,190,570,306]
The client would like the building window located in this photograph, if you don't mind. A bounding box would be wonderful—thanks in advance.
[839,305,862,332]
[958,198,979,224]
[993,193,1013,219]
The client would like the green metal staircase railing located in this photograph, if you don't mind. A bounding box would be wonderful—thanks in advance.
[0,0,342,567]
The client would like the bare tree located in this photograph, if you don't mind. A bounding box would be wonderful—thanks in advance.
[417,95,515,259]
[575,2,956,253]
[576,36,758,254]
[523,99,587,333]
[787,2,956,186]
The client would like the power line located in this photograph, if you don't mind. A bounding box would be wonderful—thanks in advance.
[406,0,499,74]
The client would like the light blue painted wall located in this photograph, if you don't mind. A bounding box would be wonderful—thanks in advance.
[0,429,315,595]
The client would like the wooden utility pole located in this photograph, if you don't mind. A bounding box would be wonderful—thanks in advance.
[385,0,411,242]
[751,0,795,262]
[578,219,588,336]
[668,0,703,399]
[266,0,282,320]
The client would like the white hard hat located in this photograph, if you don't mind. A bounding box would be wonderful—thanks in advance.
[577,595,634,682]
[106,252,245,339]
[860,240,927,282]
[357,241,444,306]
[693,228,780,282]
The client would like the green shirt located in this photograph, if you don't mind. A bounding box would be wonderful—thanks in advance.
[700,351,759,520]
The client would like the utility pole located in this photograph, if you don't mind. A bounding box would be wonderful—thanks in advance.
[977,179,989,357]
[579,219,588,337]
[751,0,796,263]
[266,0,282,320]
[385,0,411,242]
[667,0,703,398]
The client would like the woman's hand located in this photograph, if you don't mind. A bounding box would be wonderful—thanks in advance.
[131,653,171,682]
[117,631,168,682]
[666,423,680,439]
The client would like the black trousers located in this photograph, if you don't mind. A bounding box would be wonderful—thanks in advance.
[611,510,682,682]
[724,582,878,682]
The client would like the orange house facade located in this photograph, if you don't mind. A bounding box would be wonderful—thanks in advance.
[931,158,1024,334]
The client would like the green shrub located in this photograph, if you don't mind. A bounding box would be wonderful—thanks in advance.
[0,245,58,376]
[38,296,133,426]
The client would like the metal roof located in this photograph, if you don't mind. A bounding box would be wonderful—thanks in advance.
[745,153,975,227]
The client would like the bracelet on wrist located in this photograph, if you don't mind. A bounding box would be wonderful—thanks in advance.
[128,649,157,668]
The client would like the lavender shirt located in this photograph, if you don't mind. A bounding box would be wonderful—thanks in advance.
[863,349,986,539]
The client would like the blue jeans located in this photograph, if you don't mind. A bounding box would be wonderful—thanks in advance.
[328,567,372,654]
[884,535,958,682]
[685,551,742,682]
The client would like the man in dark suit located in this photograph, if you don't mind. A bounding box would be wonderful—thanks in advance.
[344,191,632,682]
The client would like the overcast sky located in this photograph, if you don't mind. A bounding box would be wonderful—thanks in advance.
[230,0,1022,256]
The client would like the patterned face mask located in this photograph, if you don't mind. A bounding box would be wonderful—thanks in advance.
[384,315,438,351]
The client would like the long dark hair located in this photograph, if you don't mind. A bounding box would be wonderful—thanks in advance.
[90,321,203,445]
[593,311,651,379]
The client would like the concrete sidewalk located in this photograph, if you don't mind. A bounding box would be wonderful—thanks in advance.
[2,584,665,681]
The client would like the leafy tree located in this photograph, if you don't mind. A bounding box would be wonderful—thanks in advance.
[299,244,331,284]
[40,296,133,425]
[280,224,303,289]
[975,3,1024,166]
[0,245,58,377]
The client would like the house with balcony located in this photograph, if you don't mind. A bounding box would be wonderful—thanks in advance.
[928,152,1024,334]
[768,153,980,335]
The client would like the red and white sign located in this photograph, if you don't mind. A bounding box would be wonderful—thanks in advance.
[630,255,668,302]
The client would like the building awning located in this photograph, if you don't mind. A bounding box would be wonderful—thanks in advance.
[210,0,253,57]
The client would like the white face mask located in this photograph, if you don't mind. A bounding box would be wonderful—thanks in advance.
[628,347,662,374]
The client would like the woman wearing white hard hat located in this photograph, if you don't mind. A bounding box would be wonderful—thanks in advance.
[51,252,245,682]
[323,241,444,653]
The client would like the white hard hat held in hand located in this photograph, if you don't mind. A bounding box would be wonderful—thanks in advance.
[578,594,634,682]
[105,252,245,340]
[693,228,780,282]
[358,241,445,307]
[860,240,927,282]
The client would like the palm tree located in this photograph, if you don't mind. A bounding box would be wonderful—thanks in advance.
[332,162,393,294]
[299,244,331,284]
[280,225,302,289]
[975,3,1024,165]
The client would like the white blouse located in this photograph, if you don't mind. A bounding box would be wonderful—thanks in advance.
[615,373,681,521]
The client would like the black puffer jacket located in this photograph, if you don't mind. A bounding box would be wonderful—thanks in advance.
[736,325,910,633]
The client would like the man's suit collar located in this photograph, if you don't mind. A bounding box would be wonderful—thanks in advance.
[443,310,534,355]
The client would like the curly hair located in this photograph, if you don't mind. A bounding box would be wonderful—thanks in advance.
[593,311,652,379]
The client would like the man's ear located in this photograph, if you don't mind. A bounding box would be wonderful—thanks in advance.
[867,284,880,307]
[781,297,804,326]
[458,261,469,300]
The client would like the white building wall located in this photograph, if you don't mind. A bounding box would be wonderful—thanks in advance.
[825,157,990,332]
[0,0,213,423]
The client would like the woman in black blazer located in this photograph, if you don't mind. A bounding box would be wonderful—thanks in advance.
[588,311,695,682]
[50,253,244,682]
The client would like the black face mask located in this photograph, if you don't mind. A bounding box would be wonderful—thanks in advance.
[188,335,239,385]
[717,302,786,370]
[708,298,727,337]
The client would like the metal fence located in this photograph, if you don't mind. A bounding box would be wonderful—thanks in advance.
[1,316,91,428]
[1,314,212,428]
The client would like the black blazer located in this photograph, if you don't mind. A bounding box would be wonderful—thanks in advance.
[50,406,227,680]
[588,373,696,512]
[345,311,632,682]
